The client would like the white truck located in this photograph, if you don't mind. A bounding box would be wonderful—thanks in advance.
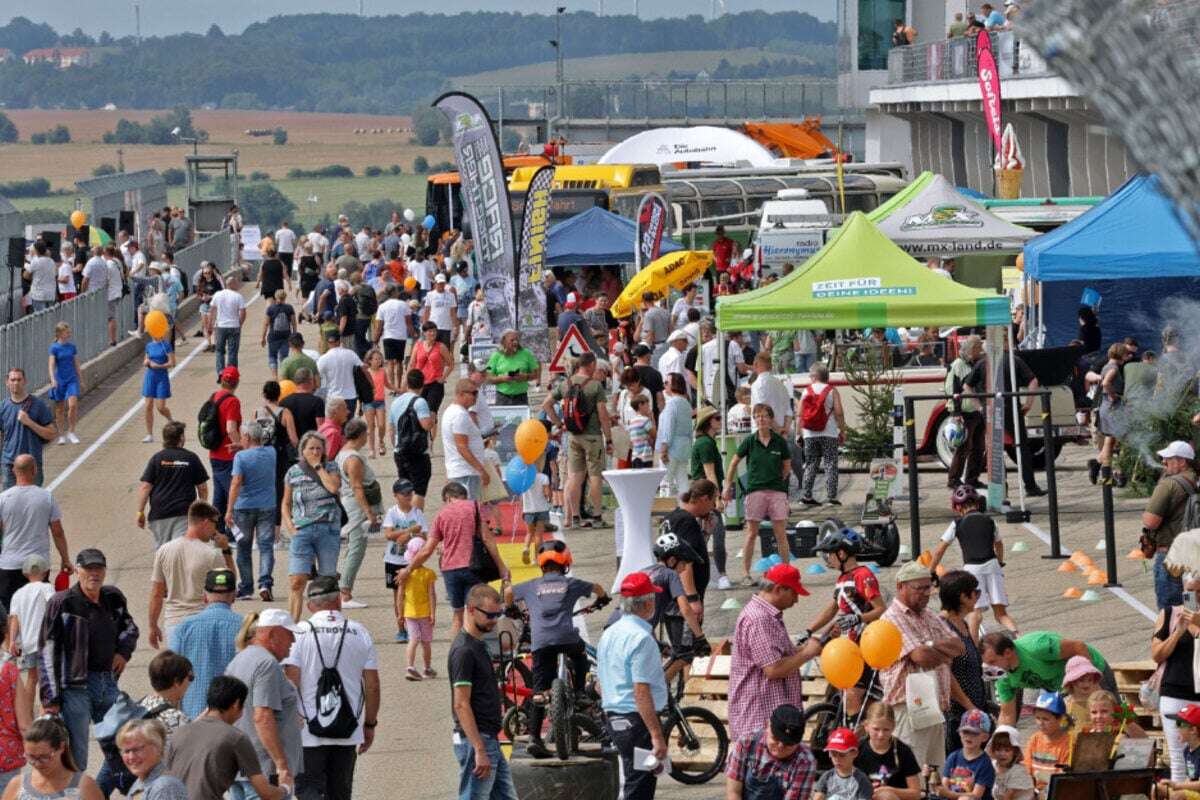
[753,190,834,281]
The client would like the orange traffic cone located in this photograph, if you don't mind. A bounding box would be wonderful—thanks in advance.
[1087,572,1106,585]
[1062,587,1083,599]
[1128,548,1147,560]
[1057,561,1078,573]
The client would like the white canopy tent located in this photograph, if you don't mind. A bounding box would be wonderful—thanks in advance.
[598,126,776,168]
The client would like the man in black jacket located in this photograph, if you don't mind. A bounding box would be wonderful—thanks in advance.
[39,547,139,771]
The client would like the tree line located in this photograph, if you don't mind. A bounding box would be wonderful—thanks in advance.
[0,11,835,114]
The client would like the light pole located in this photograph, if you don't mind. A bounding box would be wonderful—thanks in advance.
[553,6,566,131]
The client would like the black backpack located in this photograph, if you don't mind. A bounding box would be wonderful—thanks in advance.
[354,366,375,403]
[301,620,361,739]
[562,378,595,435]
[96,693,171,794]
[197,392,233,450]
[271,305,292,335]
[355,284,378,317]
[393,396,428,457]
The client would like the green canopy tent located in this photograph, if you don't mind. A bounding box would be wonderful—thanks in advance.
[715,211,1012,332]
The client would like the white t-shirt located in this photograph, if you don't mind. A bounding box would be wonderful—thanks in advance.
[9,581,54,656]
[27,257,57,302]
[382,505,428,566]
[751,372,793,431]
[82,256,108,294]
[376,298,412,341]
[307,231,329,258]
[671,297,693,329]
[441,403,484,479]
[473,393,494,435]
[700,338,744,401]
[275,227,296,254]
[658,346,687,379]
[317,347,363,401]
[57,262,76,294]
[410,260,434,291]
[282,609,379,747]
[355,232,372,258]
[424,290,456,330]
[523,472,551,514]
[210,288,246,328]
[105,260,124,301]
[129,251,148,277]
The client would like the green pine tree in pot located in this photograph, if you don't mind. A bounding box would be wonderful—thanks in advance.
[841,345,900,468]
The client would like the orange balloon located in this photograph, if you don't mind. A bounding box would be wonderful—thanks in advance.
[820,638,865,690]
[70,210,87,229]
[404,277,418,291]
[515,419,548,464]
[144,310,168,340]
[278,380,297,400]
[859,619,903,670]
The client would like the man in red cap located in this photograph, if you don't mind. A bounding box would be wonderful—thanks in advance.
[729,563,821,741]
[596,572,669,800]
[206,367,242,535]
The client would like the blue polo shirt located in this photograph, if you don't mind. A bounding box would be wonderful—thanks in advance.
[0,396,53,468]
[232,445,277,510]
[597,611,667,714]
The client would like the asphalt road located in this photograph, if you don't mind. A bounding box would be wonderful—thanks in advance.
[38,284,1163,799]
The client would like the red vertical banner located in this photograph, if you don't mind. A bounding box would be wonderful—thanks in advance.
[976,32,1004,152]
[636,192,667,269]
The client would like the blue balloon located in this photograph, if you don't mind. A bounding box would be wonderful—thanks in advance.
[504,456,537,495]
[422,214,436,230]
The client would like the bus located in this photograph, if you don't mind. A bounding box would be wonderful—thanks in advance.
[506,164,668,225]
[423,154,553,239]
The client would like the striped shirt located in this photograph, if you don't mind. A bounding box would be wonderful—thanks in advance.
[627,414,654,461]
[879,597,954,708]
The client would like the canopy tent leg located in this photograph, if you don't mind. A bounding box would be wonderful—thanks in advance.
[1008,324,1027,513]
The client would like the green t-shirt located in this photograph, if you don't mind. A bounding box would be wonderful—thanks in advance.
[486,348,539,397]
[769,330,793,362]
[1145,470,1196,548]
[735,431,790,493]
[551,375,607,436]
[690,433,725,486]
[280,354,318,383]
[993,631,1108,704]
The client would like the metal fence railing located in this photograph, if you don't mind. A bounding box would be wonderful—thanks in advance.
[0,290,136,392]
[886,31,1049,86]
[175,231,235,285]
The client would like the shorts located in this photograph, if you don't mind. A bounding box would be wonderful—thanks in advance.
[383,338,407,362]
[13,653,38,670]
[404,617,433,643]
[142,368,171,399]
[964,562,1009,608]
[385,561,408,590]
[744,489,789,522]
[148,515,188,548]
[663,616,695,663]
[363,400,384,410]
[394,453,432,496]
[443,567,482,611]
[524,511,550,529]
[567,434,605,479]
[49,378,80,402]
[106,298,120,321]
[287,522,341,576]
[199,302,211,316]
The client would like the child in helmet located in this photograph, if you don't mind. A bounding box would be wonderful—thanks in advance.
[1024,691,1074,795]
[930,485,1019,634]
[504,540,609,759]
[805,525,886,717]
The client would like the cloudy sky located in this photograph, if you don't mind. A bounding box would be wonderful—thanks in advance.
[7,0,833,37]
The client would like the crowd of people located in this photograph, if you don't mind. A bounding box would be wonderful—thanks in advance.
[2,206,1194,800]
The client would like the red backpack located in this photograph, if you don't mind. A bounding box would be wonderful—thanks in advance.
[800,385,834,432]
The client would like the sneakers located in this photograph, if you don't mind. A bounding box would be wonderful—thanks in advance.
[236,590,254,600]
[57,436,66,446]
[423,668,437,678]
[342,599,367,609]
[405,667,422,682]
[827,498,841,506]
[717,575,732,591]
[800,496,819,507]
[395,630,409,644]
[526,741,552,759]
[259,588,273,602]
[141,434,154,443]
[66,432,80,444]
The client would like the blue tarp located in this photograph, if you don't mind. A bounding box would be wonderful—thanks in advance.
[546,206,682,267]
[1024,174,1200,347]
[1024,174,1200,281]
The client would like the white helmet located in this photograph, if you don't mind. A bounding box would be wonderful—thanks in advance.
[942,417,965,451]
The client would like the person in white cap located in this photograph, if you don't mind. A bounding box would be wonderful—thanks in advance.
[1143,440,1198,610]
[657,330,689,382]
[224,607,303,797]
[987,724,1035,800]
[421,272,458,348]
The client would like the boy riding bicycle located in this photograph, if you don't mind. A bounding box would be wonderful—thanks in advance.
[505,540,609,759]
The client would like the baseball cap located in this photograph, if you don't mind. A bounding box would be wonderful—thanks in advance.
[769,704,806,745]
[76,548,106,568]
[1169,705,1200,727]
[564,292,578,309]
[825,727,858,752]
[257,608,302,632]
[21,554,48,575]
[393,478,415,495]
[619,572,664,597]
[219,366,240,384]
[306,575,340,598]
[958,708,993,734]
[204,568,236,593]
[894,560,930,584]
[763,563,810,596]
[435,273,447,283]
[1159,441,1196,461]
[631,343,652,358]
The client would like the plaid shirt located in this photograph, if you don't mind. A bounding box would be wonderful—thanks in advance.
[725,729,816,800]
[879,597,953,708]
[729,595,804,740]
[168,601,243,719]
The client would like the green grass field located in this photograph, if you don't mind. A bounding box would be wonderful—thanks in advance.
[452,47,828,85]
[10,174,431,228]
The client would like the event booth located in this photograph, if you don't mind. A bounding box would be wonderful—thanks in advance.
[545,206,682,268]
[1022,174,1200,347]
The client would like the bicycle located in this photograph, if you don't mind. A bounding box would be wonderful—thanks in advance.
[656,649,729,784]
[794,628,883,771]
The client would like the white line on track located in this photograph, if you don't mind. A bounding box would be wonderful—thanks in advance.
[47,294,261,492]
[1022,521,1156,621]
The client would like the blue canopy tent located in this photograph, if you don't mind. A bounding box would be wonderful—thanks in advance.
[1023,174,1200,348]
[545,206,682,267]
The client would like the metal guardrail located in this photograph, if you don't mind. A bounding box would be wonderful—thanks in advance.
[885,31,1050,86]
[175,231,235,285]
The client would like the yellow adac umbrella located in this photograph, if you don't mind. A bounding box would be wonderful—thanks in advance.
[611,250,713,318]
[88,227,112,247]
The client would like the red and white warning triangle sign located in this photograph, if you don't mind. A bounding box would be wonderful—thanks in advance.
[548,323,591,373]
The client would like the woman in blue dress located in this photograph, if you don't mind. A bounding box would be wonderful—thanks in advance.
[141,335,175,443]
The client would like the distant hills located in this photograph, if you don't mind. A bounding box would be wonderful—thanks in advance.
[0,11,835,115]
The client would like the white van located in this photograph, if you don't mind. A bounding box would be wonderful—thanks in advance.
[754,189,834,280]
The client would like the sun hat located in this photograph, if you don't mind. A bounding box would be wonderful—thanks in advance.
[694,406,719,432]
[1062,655,1102,687]
[405,537,426,563]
